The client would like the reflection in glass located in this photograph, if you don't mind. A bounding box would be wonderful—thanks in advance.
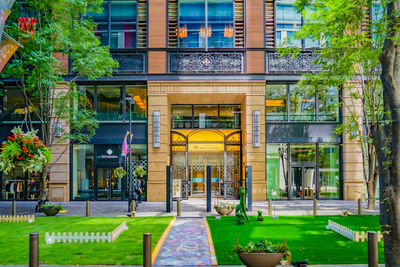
[2,167,26,200]
[97,167,121,200]
[179,0,206,48]
[125,85,147,120]
[319,144,340,198]
[2,87,39,121]
[318,86,339,122]
[276,1,302,47]
[290,84,316,121]
[207,0,234,48]
[110,0,137,48]
[219,105,240,128]
[97,86,123,121]
[193,105,218,128]
[290,165,316,198]
[266,144,288,199]
[266,84,287,121]
[89,2,109,46]
[290,144,316,163]
[78,86,95,110]
[72,145,94,200]
[172,105,193,128]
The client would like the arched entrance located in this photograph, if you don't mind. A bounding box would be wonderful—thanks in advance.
[171,129,242,199]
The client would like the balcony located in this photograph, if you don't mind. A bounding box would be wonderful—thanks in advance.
[168,52,244,74]
[111,50,146,74]
[266,51,321,74]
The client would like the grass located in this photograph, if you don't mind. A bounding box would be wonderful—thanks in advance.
[0,216,173,265]
[207,215,384,265]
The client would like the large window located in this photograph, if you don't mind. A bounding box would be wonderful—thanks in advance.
[89,0,137,48]
[178,0,234,48]
[266,83,339,122]
[319,144,340,199]
[72,145,95,200]
[1,87,39,122]
[97,86,123,121]
[275,0,320,48]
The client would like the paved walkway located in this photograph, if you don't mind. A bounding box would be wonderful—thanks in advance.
[154,218,216,266]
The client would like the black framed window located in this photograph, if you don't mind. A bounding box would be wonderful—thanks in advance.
[1,86,39,122]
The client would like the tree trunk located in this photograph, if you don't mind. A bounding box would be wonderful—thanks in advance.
[38,166,48,201]
[374,1,400,265]
[367,150,378,210]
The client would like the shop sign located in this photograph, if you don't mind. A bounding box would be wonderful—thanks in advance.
[0,34,20,72]
[189,143,224,152]
[253,110,260,148]
[98,149,118,159]
[172,178,182,200]
[152,110,160,148]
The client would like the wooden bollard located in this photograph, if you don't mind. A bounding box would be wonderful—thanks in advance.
[12,201,16,216]
[143,233,152,267]
[368,231,378,267]
[86,200,90,217]
[29,233,39,267]
[177,200,181,217]
[313,199,317,216]
[358,198,363,215]
[268,199,272,216]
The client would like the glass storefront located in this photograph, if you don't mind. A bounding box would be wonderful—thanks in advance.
[266,143,341,199]
[71,143,147,201]
[1,86,39,122]
[97,86,124,121]
[1,167,42,200]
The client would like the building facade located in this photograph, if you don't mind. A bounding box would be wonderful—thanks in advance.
[0,0,365,202]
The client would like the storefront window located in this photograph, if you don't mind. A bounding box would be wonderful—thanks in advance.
[97,86,123,121]
[266,144,288,199]
[266,84,287,121]
[72,145,94,200]
[128,144,147,200]
[178,0,234,48]
[2,87,39,122]
[193,105,218,128]
[125,85,147,120]
[172,105,193,128]
[290,144,316,162]
[318,86,339,122]
[290,84,316,121]
[1,167,26,200]
[219,105,240,129]
[319,144,340,198]
[78,86,95,110]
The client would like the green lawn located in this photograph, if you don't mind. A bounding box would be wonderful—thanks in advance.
[0,216,173,265]
[207,215,384,265]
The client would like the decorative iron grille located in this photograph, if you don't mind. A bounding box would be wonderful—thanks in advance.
[266,52,321,74]
[112,51,146,74]
[169,52,244,73]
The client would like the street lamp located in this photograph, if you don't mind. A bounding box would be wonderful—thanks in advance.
[126,96,135,212]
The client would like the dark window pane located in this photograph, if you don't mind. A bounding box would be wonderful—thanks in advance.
[125,85,147,120]
[2,87,39,122]
[97,86,123,121]
[266,84,287,121]
[110,0,137,48]
[72,145,95,200]
[219,105,240,128]
[172,105,193,129]
[78,86,95,110]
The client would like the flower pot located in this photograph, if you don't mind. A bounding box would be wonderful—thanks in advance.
[237,252,284,267]
[42,206,61,216]
[215,206,234,216]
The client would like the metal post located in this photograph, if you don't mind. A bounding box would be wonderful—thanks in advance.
[143,233,152,267]
[177,200,181,217]
[12,200,16,216]
[368,231,378,267]
[313,199,318,216]
[358,198,363,215]
[86,200,90,217]
[166,166,172,212]
[128,99,132,212]
[268,199,272,216]
[247,166,252,212]
[131,200,135,212]
[206,165,211,212]
[29,233,39,267]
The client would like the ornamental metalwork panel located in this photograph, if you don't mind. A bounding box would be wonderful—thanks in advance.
[266,52,321,74]
[112,51,146,74]
[169,52,244,73]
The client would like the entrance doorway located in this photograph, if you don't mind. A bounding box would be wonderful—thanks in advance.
[171,130,242,199]
[290,163,316,199]
[97,167,122,200]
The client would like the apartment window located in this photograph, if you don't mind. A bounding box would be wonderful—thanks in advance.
[178,0,234,48]
[275,0,320,48]
[1,86,39,122]
[266,84,339,122]
[88,0,139,48]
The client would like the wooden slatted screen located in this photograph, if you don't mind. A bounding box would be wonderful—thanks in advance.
[234,0,245,47]
[265,0,275,48]
[168,0,178,48]
[137,0,147,48]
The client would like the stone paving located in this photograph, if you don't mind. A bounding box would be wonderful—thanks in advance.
[154,218,216,266]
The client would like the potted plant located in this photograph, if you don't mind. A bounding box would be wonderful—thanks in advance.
[134,166,146,178]
[39,202,63,216]
[213,202,235,216]
[113,167,127,179]
[233,238,290,267]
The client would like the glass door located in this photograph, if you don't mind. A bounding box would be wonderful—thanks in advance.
[97,167,121,200]
[290,164,316,199]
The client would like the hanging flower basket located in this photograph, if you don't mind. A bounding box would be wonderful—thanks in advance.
[113,167,127,179]
[0,127,52,174]
[134,166,147,178]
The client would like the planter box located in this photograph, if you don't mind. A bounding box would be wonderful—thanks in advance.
[237,252,284,267]
[215,206,234,216]
[42,207,61,216]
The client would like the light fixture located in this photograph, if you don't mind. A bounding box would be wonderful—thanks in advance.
[179,25,187,39]
[53,122,62,137]
[224,25,234,38]
[200,25,211,37]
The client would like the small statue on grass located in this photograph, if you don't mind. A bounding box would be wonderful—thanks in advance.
[235,186,249,223]
[257,210,264,221]
[236,209,245,225]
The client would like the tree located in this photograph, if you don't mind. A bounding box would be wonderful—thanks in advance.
[373,1,400,265]
[1,0,118,200]
[280,0,387,210]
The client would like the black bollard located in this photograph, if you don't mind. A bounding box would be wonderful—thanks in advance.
[358,198,363,215]
[143,233,152,267]
[313,199,318,216]
[12,200,16,216]
[86,200,90,217]
[368,231,378,267]
[29,233,39,267]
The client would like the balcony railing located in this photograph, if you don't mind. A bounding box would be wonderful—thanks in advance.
[112,51,146,74]
[266,52,321,74]
[168,52,244,74]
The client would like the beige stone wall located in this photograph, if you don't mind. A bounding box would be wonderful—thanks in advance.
[48,83,70,202]
[342,82,365,200]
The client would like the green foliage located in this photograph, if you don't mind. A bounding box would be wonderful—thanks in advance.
[39,202,63,211]
[113,167,127,179]
[213,202,235,210]
[134,166,147,178]
[233,238,289,255]
[0,127,52,174]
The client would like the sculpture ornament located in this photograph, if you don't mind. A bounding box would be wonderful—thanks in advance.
[235,186,249,224]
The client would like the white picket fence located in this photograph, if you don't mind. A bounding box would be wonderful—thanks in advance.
[326,220,383,242]
[45,221,128,244]
[0,215,34,223]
